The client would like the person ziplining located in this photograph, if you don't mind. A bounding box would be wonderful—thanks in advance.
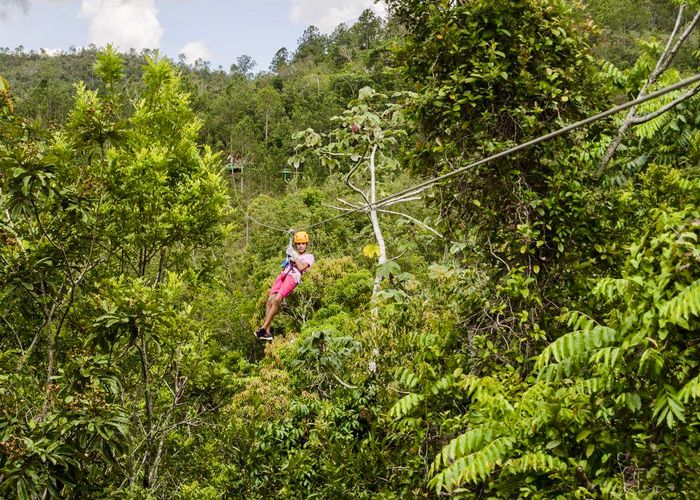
[242,74,700,342]
[255,231,315,341]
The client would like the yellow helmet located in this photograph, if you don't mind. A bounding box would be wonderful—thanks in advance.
[293,231,309,244]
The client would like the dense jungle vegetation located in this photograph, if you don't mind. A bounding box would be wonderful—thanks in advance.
[1,0,700,497]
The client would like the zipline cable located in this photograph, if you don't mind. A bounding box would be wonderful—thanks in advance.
[243,211,290,234]
[229,187,291,233]
[241,73,700,234]
[369,72,700,211]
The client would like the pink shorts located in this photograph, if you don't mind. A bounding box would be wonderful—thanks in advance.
[269,272,297,299]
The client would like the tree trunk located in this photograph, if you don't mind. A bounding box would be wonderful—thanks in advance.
[139,333,154,488]
[149,349,185,486]
[265,110,269,143]
[367,145,387,297]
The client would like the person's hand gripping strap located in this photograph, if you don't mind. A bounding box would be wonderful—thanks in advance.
[286,243,299,260]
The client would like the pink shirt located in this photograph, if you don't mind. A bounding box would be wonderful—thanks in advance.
[289,253,314,284]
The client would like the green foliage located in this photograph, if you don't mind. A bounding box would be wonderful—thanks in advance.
[582,0,698,67]
[535,313,618,379]
[0,354,130,498]
[0,49,229,495]
[431,436,517,490]
[289,329,361,391]
[3,3,700,498]
[382,0,616,378]
[0,11,403,193]
[0,74,13,113]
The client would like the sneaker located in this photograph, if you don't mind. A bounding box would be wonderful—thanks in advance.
[255,328,273,341]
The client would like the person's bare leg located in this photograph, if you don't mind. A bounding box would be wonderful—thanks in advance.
[264,294,276,319]
[262,293,282,333]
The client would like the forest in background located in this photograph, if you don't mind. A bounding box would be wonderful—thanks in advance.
[1,0,700,498]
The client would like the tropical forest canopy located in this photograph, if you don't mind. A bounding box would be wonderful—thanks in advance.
[1,0,700,498]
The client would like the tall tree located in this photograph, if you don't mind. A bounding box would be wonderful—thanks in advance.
[0,48,229,496]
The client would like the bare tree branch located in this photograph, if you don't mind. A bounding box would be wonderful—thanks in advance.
[376,186,433,208]
[3,210,26,252]
[331,371,357,389]
[379,195,422,207]
[598,6,700,174]
[665,8,700,72]
[0,313,23,355]
[323,203,355,213]
[344,146,371,204]
[377,208,443,238]
[630,84,700,124]
[657,3,687,73]
[149,352,187,487]
[336,198,364,209]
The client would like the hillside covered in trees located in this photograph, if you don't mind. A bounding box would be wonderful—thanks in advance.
[2,1,700,498]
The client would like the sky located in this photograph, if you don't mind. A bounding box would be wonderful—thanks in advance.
[0,0,387,71]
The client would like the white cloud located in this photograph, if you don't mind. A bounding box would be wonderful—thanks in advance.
[0,0,29,19]
[0,0,28,9]
[80,0,163,50]
[179,40,211,63]
[289,0,386,33]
